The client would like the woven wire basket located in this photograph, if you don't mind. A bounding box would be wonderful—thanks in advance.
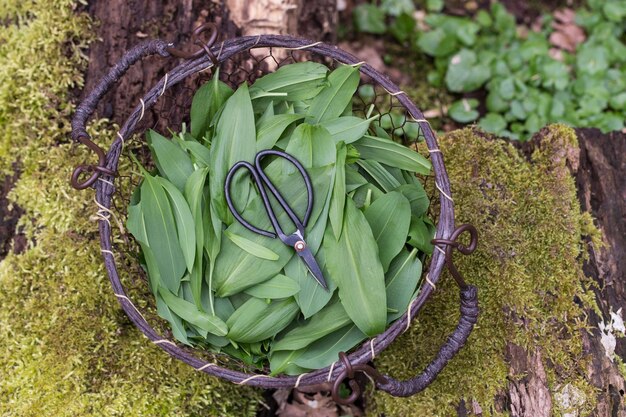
[70,28,478,402]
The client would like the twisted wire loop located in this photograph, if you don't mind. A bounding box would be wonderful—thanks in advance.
[330,352,388,406]
[71,135,117,190]
[166,23,219,64]
[431,224,478,289]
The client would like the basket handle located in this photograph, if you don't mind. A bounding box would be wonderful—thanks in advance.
[70,39,171,189]
[375,284,478,397]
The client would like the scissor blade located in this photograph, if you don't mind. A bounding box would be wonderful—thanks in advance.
[297,246,328,291]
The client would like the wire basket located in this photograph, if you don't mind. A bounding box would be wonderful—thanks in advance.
[70,25,479,403]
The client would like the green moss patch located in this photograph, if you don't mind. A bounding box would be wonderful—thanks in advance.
[0,2,262,415]
[369,125,597,415]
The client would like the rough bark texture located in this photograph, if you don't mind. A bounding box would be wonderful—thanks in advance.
[575,129,626,417]
[499,129,626,417]
[82,0,337,129]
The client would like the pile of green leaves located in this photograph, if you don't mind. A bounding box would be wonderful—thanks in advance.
[126,62,434,375]
[354,0,626,139]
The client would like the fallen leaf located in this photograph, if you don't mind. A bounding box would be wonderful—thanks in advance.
[549,8,585,53]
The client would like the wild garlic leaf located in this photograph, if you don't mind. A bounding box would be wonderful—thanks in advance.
[395,183,429,217]
[156,293,190,346]
[353,135,432,175]
[269,349,306,376]
[190,68,234,140]
[345,165,368,192]
[227,297,299,344]
[273,300,351,351]
[284,123,337,170]
[293,324,367,370]
[351,183,384,209]
[256,113,304,151]
[320,115,377,144]
[249,62,329,101]
[364,191,411,272]
[177,140,212,168]
[156,177,196,274]
[127,200,148,245]
[159,286,228,337]
[209,83,257,223]
[407,215,436,254]
[184,168,209,309]
[141,173,186,293]
[329,143,347,239]
[324,198,387,336]
[146,130,194,191]
[307,64,361,124]
[244,274,301,299]
[356,159,401,192]
[385,248,422,321]
[225,230,281,261]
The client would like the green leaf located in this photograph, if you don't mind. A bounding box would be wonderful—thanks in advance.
[345,166,368,192]
[209,83,257,223]
[177,140,212,168]
[354,4,386,34]
[127,200,148,245]
[244,274,301,299]
[250,62,329,102]
[426,0,444,12]
[284,124,337,169]
[353,135,432,175]
[381,0,414,16]
[389,12,416,42]
[256,113,304,151]
[190,69,234,140]
[225,230,280,261]
[184,168,209,309]
[141,174,186,293]
[395,183,429,217]
[273,300,352,351]
[155,177,196,273]
[146,130,194,191]
[293,324,367,370]
[417,28,458,57]
[308,65,360,124]
[329,143,347,239]
[156,293,190,346]
[576,44,609,75]
[448,99,480,123]
[324,199,387,336]
[320,116,376,144]
[407,216,435,254]
[445,49,491,92]
[356,160,401,192]
[479,113,507,134]
[269,349,306,375]
[227,298,299,343]
[364,191,411,272]
[158,286,228,337]
[385,248,422,321]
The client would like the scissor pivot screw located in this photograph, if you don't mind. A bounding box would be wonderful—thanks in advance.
[294,241,306,252]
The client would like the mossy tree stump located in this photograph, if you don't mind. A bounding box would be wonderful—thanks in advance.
[369,126,626,416]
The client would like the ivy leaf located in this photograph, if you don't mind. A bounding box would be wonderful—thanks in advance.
[380,0,414,16]
[448,99,479,123]
[445,49,491,92]
[479,113,507,134]
[417,28,458,57]
[354,4,386,34]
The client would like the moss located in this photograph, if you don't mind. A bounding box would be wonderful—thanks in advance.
[0,1,263,415]
[369,125,598,416]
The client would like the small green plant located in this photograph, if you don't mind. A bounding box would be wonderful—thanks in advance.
[354,0,626,140]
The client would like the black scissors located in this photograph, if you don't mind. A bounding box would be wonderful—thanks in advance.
[224,150,328,290]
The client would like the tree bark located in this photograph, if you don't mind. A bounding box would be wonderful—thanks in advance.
[82,0,337,128]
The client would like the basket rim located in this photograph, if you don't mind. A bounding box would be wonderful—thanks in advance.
[92,34,456,389]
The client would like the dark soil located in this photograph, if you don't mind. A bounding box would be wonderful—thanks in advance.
[0,166,25,260]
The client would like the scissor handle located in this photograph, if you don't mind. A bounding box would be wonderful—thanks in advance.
[255,150,314,229]
[224,151,314,241]
[224,161,278,238]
